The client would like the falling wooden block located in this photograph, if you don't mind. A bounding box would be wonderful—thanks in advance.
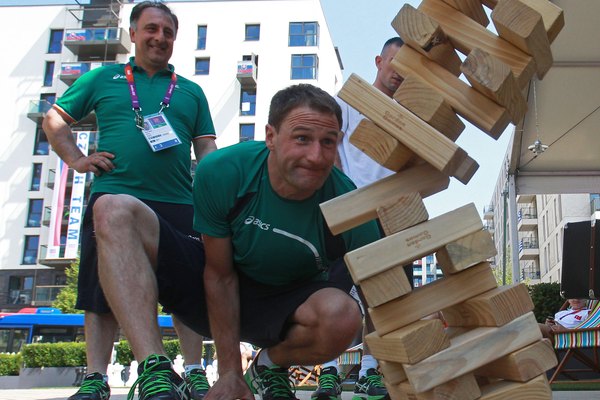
[436,229,497,274]
[419,0,535,89]
[379,360,407,385]
[349,119,415,171]
[392,4,462,76]
[360,265,413,307]
[461,47,528,124]
[338,74,477,183]
[475,339,557,382]
[369,262,497,335]
[396,373,481,400]
[377,192,428,236]
[392,46,510,139]
[345,203,483,283]
[479,374,552,400]
[403,312,542,393]
[365,319,450,364]
[443,0,489,27]
[320,163,449,235]
[394,75,465,142]
[441,283,534,327]
[492,0,553,78]
[481,0,564,43]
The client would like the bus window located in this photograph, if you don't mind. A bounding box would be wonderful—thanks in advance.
[32,326,78,344]
[0,328,30,353]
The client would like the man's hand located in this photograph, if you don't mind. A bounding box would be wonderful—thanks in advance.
[205,370,254,400]
[72,151,115,176]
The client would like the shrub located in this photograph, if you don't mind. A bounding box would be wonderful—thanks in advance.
[115,339,182,366]
[21,342,86,368]
[528,282,564,323]
[0,353,22,376]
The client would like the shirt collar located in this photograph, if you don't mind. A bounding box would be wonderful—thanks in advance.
[128,56,175,75]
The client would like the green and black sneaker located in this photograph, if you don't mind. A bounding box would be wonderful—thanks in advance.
[244,358,298,400]
[127,354,190,400]
[311,366,342,400]
[184,368,210,399]
[68,372,110,400]
[352,368,389,400]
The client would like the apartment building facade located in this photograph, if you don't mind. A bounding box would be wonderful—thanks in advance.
[0,0,343,311]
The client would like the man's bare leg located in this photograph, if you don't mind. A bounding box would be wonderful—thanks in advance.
[173,317,204,367]
[84,311,119,374]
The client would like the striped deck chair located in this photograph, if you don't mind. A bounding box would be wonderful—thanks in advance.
[550,300,600,383]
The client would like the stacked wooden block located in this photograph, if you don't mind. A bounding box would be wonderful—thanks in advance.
[320,0,565,398]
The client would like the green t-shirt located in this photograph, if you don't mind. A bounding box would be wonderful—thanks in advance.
[194,141,380,285]
[54,58,215,204]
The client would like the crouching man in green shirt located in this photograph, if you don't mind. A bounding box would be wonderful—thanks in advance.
[88,83,380,400]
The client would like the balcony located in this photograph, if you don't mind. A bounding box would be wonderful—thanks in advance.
[46,168,95,190]
[60,61,116,85]
[7,289,33,306]
[517,207,538,232]
[521,268,541,281]
[32,285,66,306]
[483,205,494,220]
[516,194,536,204]
[64,27,131,57]
[237,60,257,88]
[38,245,77,269]
[42,205,69,227]
[519,237,539,260]
[27,99,53,123]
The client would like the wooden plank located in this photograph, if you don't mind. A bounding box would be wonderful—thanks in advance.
[377,192,428,236]
[396,373,481,400]
[349,119,415,171]
[419,0,535,89]
[360,265,413,307]
[394,75,465,142]
[391,4,462,76]
[392,45,511,139]
[369,262,497,335]
[441,283,534,327]
[475,339,557,382]
[320,163,449,235]
[403,312,542,393]
[379,360,407,385]
[365,319,450,364]
[443,0,489,27]
[338,74,477,182]
[436,229,497,274]
[483,0,565,43]
[479,374,552,400]
[345,203,483,282]
[492,0,553,78]
[461,47,528,124]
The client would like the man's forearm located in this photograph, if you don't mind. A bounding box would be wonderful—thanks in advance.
[42,109,84,166]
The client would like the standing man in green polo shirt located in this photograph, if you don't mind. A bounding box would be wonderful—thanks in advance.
[42,2,216,400]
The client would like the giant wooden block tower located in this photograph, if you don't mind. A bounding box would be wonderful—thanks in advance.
[320,0,565,398]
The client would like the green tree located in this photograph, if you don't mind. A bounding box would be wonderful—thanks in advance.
[528,282,564,322]
[52,259,83,314]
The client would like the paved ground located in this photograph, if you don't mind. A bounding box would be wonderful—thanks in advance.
[0,387,599,400]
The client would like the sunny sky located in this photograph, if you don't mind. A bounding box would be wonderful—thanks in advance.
[320,0,512,218]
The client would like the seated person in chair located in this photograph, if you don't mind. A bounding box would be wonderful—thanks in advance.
[541,298,591,342]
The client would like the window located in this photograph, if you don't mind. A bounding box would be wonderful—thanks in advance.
[22,236,39,265]
[240,89,256,116]
[40,93,56,105]
[197,25,207,50]
[245,24,260,41]
[43,61,55,87]
[195,58,210,75]
[27,199,43,227]
[48,29,63,53]
[34,127,49,155]
[240,124,255,142]
[289,22,319,47]
[291,54,318,80]
[9,275,34,304]
[30,163,42,191]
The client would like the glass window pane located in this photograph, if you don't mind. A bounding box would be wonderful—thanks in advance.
[22,236,39,265]
[197,25,207,50]
[240,89,256,116]
[195,58,210,75]
[34,128,49,156]
[239,124,255,142]
[289,23,303,35]
[27,199,43,227]
[245,24,260,41]
[48,29,63,53]
[30,163,42,191]
[43,61,55,87]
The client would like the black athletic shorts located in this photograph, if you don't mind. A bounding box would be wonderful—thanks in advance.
[76,193,198,313]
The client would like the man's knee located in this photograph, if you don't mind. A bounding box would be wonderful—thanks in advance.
[93,194,144,235]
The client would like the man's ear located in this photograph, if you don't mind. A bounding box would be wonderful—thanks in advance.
[265,124,276,150]
[375,55,383,70]
[129,27,136,43]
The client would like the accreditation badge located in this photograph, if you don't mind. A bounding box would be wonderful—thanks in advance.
[141,112,181,152]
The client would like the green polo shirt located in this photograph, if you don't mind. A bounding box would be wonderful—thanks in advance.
[54,57,215,204]
[193,141,381,285]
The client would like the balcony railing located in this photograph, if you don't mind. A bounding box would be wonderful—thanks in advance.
[60,61,116,84]
[33,285,66,306]
[42,205,70,227]
[519,237,539,251]
[63,27,131,56]
[7,289,33,305]
[27,99,53,122]
[517,207,537,221]
[591,197,600,214]
[237,60,257,88]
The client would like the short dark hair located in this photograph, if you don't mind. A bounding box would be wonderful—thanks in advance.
[268,84,342,130]
[381,37,404,55]
[130,1,178,33]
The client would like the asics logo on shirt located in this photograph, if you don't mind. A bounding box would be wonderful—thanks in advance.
[244,216,270,230]
[113,74,126,80]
